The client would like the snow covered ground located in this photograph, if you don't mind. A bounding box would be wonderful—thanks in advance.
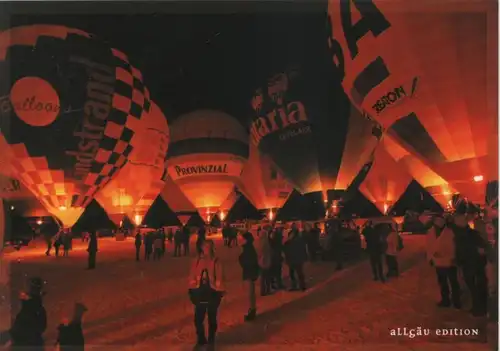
[1,234,496,350]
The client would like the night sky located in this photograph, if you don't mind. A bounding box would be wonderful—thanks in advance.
[1,1,441,225]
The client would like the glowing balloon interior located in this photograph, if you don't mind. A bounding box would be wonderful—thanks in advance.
[0,25,151,226]
[327,0,498,204]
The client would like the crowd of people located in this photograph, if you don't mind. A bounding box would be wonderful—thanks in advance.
[6,207,497,350]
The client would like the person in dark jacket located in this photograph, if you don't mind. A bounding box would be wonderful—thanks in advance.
[328,221,344,270]
[56,303,88,351]
[270,227,285,290]
[238,232,260,321]
[134,231,142,261]
[174,228,182,257]
[44,232,52,256]
[197,225,207,255]
[222,223,230,247]
[284,224,307,291]
[87,231,98,269]
[63,229,71,257]
[9,277,47,350]
[54,230,63,257]
[364,222,386,282]
[182,225,191,256]
[160,228,167,257]
[452,213,490,316]
[308,223,321,262]
[144,233,153,261]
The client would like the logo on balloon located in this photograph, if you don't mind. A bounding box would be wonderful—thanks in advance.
[3,77,60,127]
[168,161,243,181]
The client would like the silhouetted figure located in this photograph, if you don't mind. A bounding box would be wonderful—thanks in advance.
[87,232,98,270]
[385,224,400,277]
[228,226,238,248]
[44,232,52,256]
[63,230,71,257]
[54,230,63,257]
[188,240,225,348]
[308,223,321,262]
[257,227,273,296]
[9,277,47,350]
[56,303,88,351]
[239,232,259,321]
[284,224,307,291]
[144,233,153,261]
[364,222,385,282]
[134,232,142,261]
[160,229,167,257]
[270,227,285,290]
[174,228,182,257]
[153,233,163,261]
[329,222,344,271]
[182,225,190,256]
[196,226,207,255]
[222,223,230,247]
[453,213,490,316]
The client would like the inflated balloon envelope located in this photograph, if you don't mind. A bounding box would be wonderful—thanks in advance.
[96,101,169,226]
[327,0,498,204]
[0,25,151,227]
[249,62,381,196]
[166,110,249,223]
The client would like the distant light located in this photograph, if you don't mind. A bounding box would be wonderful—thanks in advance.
[10,205,14,210]
[219,211,225,221]
[323,199,328,203]
[36,219,43,225]
[58,206,67,211]
[442,190,450,195]
[383,203,389,215]
[268,209,274,221]
[134,214,142,226]
[473,175,484,182]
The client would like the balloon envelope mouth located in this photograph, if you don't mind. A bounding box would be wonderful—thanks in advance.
[10,76,60,127]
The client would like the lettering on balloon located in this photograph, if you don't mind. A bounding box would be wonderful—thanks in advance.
[327,0,392,101]
[65,56,115,181]
[372,77,419,115]
[175,164,228,177]
[250,71,309,146]
[0,95,60,115]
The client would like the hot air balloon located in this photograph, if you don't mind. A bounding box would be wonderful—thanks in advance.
[382,134,456,211]
[249,63,381,201]
[327,0,498,204]
[0,25,151,227]
[160,176,197,226]
[236,142,293,221]
[96,101,169,226]
[359,144,413,215]
[166,110,249,223]
[0,175,50,217]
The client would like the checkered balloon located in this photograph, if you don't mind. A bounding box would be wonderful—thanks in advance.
[0,25,151,226]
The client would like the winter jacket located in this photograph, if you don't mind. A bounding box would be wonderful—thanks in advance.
[189,257,225,292]
[452,224,489,267]
[10,295,47,346]
[239,243,260,281]
[256,232,272,269]
[385,231,399,256]
[364,227,385,255]
[284,232,307,266]
[426,226,456,267]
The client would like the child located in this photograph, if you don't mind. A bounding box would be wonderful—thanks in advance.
[56,303,88,351]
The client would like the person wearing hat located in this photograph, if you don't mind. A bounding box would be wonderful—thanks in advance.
[426,214,461,308]
[239,231,260,321]
[56,302,88,351]
[9,277,47,350]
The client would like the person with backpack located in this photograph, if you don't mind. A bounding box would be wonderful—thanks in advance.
[56,303,88,351]
[9,277,47,350]
[188,240,225,348]
[239,232,260,321]
[385,224,402,278]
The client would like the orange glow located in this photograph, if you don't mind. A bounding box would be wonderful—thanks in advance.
[268,209,274,221]
[473,175,484,182]
[383,203,389,215]
[134,214,142,226]
[219,211,225,221]
[58,206,67,211]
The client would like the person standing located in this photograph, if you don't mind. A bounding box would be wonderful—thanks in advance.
[426,214,461,308]
[182,225,191,256]
[385,224,400,278]
[270,227,285,290]
[153,233,163,261]
[364,222,385,282]
[53,230,62,258]
[222,223,230,247]
[188,240,225,348]
[284,224,307,291]
[452,211,490,316]
[56,303,88,351]
[196,225,207,255]
[63,229,71,257]
[87,231,98,270]
[9,277,47,351]
[44,231,52,256]
[160,228,167,257]
[134,231,142,261]
[308,223,321,262]
[144,233,153,261]
[239,232,260,321]
[174,227,182,257]
[256,226,273,296]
